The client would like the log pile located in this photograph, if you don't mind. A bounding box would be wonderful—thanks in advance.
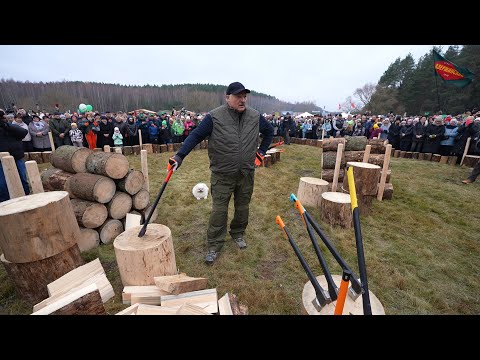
[40,145,153,252]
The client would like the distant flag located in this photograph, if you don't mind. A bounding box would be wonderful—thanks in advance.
[433,50,474,88]
[351,102,355,109]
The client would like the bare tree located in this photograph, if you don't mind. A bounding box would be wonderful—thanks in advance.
[354,83,376,108]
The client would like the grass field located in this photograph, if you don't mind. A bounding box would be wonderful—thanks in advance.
[1,144,479,315]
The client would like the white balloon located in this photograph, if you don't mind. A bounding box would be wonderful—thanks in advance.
[79,103,87,111]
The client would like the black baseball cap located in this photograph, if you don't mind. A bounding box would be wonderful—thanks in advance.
[226,82,251,95]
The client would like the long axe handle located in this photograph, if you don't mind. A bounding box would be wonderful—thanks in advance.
[295,199,338,301]
[138,168,173,237]
[334,270,351,315]
[290,193,363,297]
[346,166,372,315]
[276,216,329,308]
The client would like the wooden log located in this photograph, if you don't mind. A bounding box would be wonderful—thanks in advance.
[393,150,400,158]
[399,151,406,158]
[70,198,108,228]
[362,145,371,163]
[132,189,150,211]
[142,143,153,154]
[51,145,92,173]
[152,144,160,153]
[0,191,80,263]
[320,192,352,228]
[297,177,329,208]
[316,139,323,147]
[382,183,394,200]
[412,152,419,159]
[320,168,344,183]
[218,293,233,315]
[141,149,149,192]
[368,138,387,154]
[70,173,116,203]
[85,151,129,179]
[103,145,111,153]
[173,143,181,151]
[167,143,174,152]
[368,153,386,167]
[132,145,141,155]
[92,148,102,152]
[0,152,10,158]
[107,191,133,220]
[1,156,25,198]
[114,147,123,154]
[139,203,159,224]
[154,274,208,295]
[322,151,345,169]
[160,288,218,314]
[447,155,457,166]
[32,283,106,315]
[114,224,177,286]
[432,154,441,162]
[460,137,471,166]
[176,302,212,315]
[23,152,30,161]
[78,227,100,252]
[344,136,368,151]
[29,153,44,165]
[417,152,425,161]
[160,144,167,153]
[41,151,52,164]
[377,144,392,201]
[342,162,381,196]
[405,152,413,159]
[424,153,433,161]
[302,275,385,315]
[40,167,75,197]
[123,146,133,156]
[263,154,271,167]
[122,285,170,305]
[1,244,83,305]
[25,160,44,194]
[385,169,392,183]
[138,131,143,148]
[300,139,307,145]
[356,194,374,216]
[48,131,55,151]
[97,218,124,245]
[322,138,346,152]
[344,150,365,164]
[462,155,480,168]
[225,293,248,315]
[116,169,144,196]
[439,155,449,164]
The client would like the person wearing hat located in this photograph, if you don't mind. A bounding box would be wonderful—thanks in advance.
[28,114,51,152]
[69,122,84,147]
[49,111,72,147]
[167,82,274,265]
[0,109,30,201]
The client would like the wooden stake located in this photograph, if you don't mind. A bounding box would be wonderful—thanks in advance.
[0,152,10,158]
[460,137,471,167]
[139,130,143,148]
[377,144,392,201]
[319,146,323,180]
[114,147,123,154]
[362,144,371,163]
[141,149,149,192]
[103,145,111,153]
[48,131,55,151]
[25,160,44,194]
[1,155,25,198]
[331,143,344,192]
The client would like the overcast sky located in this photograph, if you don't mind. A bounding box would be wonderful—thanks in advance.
[0,45,447,111]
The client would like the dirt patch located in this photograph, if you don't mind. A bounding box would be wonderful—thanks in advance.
[258,253,288,280]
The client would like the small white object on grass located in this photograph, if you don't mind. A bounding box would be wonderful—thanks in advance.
[192,183,209,200]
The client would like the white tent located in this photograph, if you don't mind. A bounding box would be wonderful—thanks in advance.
[296,112,314,118]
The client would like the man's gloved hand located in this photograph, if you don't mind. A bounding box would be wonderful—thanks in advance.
[168,154,183,172]
[255,151,265,167]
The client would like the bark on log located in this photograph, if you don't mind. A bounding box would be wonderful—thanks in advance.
[382,183,393,200]
[297,177,329,209]
[97,219,124,245]
[320,192,352,228]
[70,173,116,204]
[423,153,433,161]
[70,198,108,229]
[0,191,80,263]
[462,155,480,168]
[394,150,400,158]
[78,227,100,252]
[439,156,449,164]
[48,287,106,315]
[107,191,133,220]
[345,136,368,151]
[142,144,153,154]
[432,154,441,162]
[51,145,92,173]
[167,143,174,152]
[368,153,386,167]
[123,146,133,156]
[368,138,387,154]
[322,138,346,152]
[29,152,43,164]
[344,151,365,163]
[405,152,413,159]
[40,168,76,197]
[132,145,141,155]
[321,168,344,183]
[85,152,129,179]
[342,162,381,196]
[116,169,144,195]
[152,144,160,153]
[132,189,150,211]
[42,151,52,164]
[113,224,177,286]
[93,148,102,152]
[23,152,29,161]
[160,144,167,153]
[0,244,83,305]
[399,151,406,158]
[447,156,457,166]
[322,151,345,169]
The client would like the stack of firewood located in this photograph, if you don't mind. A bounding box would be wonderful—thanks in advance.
[40,145,157,252]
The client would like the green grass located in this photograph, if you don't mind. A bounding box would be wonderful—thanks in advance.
[1,145,479,314]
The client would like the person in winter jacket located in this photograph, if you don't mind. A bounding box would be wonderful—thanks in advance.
[69,123,84,147]
[28,114,51,151]
[112,126,124,147]
[439,118,459,156]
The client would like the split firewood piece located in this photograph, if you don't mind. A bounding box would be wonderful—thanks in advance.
[154,273,208,295]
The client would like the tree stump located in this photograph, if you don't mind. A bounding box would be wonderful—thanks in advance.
[160,144,167,153]
[114,147,123,154]
[399,151,406,158]
[394,150,400,158]
[97,219,124,245]
[85,152,129,179]
[29,152,43,164]
[116,169,144,195]
[322,138,346,152]
[322,151,345,169]
[432,154,441,162]
[107,191,133,220]
[342,162,381,196]
[70,173,116,204]
[152,144,160,153]
[51,145,92,173]
[344,136,368,151]
[368,154,385,167]
[173,143,181,151]
[462,155,480,168]
[42,151,52,163]
[142,144,153,154]
[1,244,84,305]
[123,146,133,156]
[439,156,449,164]
[0,191,80,263]
[263,154,271,167]
[132,145,141,155]
[320,169,344,183]
[77,227,100,252]
[114,224,177,286]
[301,275,385,315]
[382,183,394,200]
[297,177,329,209]
[40,168,76,197]
[424,153,433,161]
[167,143,174,152]
[367,138,387,154]
[412,152,419,159]
[70,198,108,228]
[320,192,352,228]
[405,152,413,159]
[447,155,457,166]
[132,189,150,211]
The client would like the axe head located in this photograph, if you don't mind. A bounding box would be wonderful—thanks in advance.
[348,286,362,301]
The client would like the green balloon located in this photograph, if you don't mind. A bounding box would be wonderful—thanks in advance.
[86,104,93,112]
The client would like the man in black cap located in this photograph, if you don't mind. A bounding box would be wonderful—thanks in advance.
[168,82,274,265]
[49,111,71,147]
